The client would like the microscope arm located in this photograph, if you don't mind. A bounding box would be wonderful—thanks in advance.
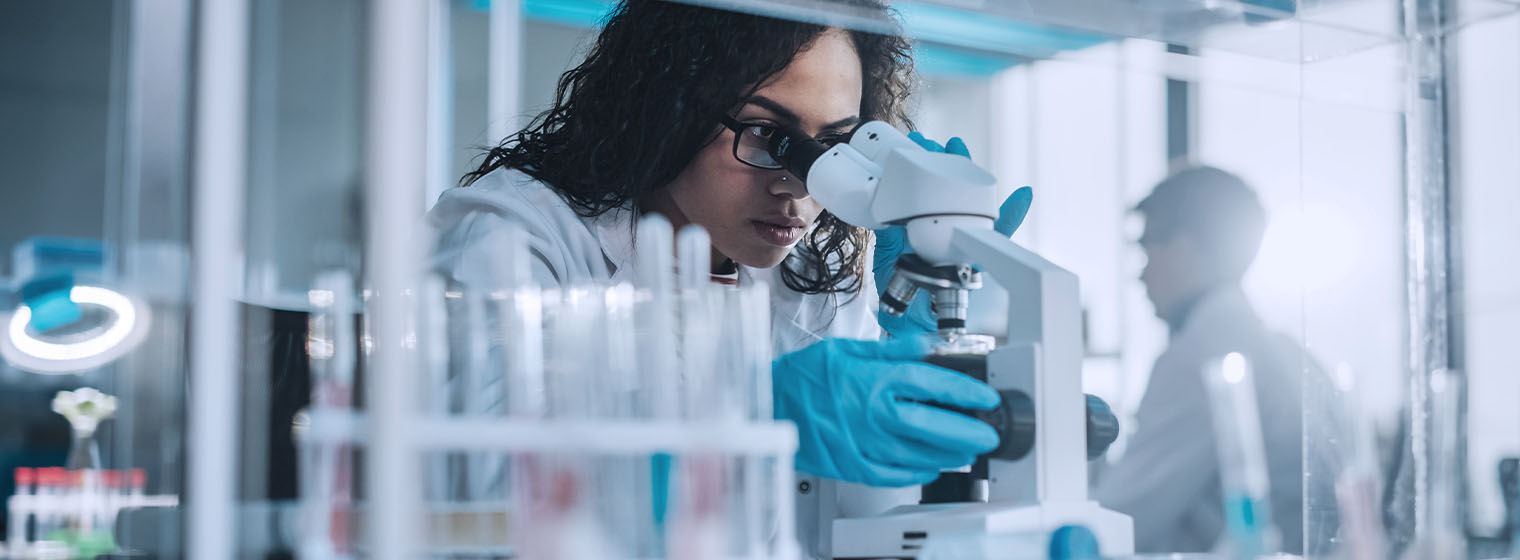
[949,226,1090,504]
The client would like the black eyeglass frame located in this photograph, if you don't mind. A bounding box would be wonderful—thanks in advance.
[718,115,847,170]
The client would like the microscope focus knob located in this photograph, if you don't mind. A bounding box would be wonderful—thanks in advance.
[1084,394,1120,460]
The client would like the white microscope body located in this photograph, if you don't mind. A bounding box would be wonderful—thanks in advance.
[775,121,1134,558]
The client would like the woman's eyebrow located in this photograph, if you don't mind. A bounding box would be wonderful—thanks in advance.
[747,95,860,131]
[823,115,861,131]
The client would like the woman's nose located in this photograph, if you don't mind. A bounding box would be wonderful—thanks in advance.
[768,173,810,200]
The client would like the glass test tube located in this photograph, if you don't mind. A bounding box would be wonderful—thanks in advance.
[676,225,721,420]
[703,283,771,555]
[598,282,654,557]
[1330,364,1387,560]
[1202,352,1282,559]
[636,215,680,421]
[9,468,35,556]
[301,270,357,558]
[634,215,679,558]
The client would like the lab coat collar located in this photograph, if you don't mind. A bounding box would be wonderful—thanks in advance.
[1174,284,1263,342]
[586,206,639,283]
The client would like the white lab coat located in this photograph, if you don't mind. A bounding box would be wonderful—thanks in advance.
[1094,286,1310,554]
[426,168,912,558]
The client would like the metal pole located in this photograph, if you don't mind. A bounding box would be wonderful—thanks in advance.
[488,0,524,143]
[1401,0,1455,548]
[188,0,249,556]
[426,0,454,208]
[367,0,429,558]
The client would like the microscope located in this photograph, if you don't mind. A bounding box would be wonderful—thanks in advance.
[769,122,1134,558]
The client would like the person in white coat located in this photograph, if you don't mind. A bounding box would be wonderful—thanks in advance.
[426,1,1030,556]
[1096,166,1315,554]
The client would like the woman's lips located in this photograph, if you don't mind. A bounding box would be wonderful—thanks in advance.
[752,220,805,247]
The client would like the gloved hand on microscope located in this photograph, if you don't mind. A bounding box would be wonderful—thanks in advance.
[773,129,1031,488]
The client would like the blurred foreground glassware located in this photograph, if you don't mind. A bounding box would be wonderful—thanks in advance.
[1202,353,1282,559]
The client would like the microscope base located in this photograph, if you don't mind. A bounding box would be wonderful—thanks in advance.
[831,500,1133,559]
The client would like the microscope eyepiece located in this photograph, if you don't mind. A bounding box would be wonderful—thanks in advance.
[767,125,849,183]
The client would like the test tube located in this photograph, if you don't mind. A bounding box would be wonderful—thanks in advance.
[100,470,120,534]
[9,467,35,556]
[600,283,641,417]
[1330,364,1387,560]
[309,270,357,406]
[733,283,773,420]
[670,454,729,560]
[675,225,742,556]
[126,469,145,509]
[424,285,486,515]
[635,215,678,556]
[676,225,711,294]
[79,468,105,536]
[483,225,559,557]
[64,470,82,537]
[34,468,61,544]
[525,287,618,557]
[593,283,652,557]
[636,215,680,421]
[1201,352,1281,559]
[682,289,724,420]
[676,225,722,420]
[732,283,774,556]
[493,223,546,420]
[301,270,357,557]
[544,286,596,418]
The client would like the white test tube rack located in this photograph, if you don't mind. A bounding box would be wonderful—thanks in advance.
[4,490,179,559]
[294,409,799,559]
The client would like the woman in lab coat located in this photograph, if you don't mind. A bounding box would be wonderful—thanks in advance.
[428,1,1026,555]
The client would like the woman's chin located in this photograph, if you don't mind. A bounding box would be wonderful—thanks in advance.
[726,245,791,270]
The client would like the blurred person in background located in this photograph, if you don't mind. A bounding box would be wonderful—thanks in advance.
[1097,166,1315,554]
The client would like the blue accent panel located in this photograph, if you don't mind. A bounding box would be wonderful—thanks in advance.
[522,0,618,29]
[1243,0,1296,23]
[914,43,1018,77]
[12,237,107,280]
[468,0,617,29]
[507,0,1108,61]
[897,2,1107,59]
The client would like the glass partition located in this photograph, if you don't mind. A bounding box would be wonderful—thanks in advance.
[3,0,1517,558]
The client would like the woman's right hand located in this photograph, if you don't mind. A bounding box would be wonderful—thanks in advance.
[771,336,1001,487]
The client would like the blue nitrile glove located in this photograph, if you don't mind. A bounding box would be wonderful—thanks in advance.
[772,336,1001,487]
[874,132,1033,338]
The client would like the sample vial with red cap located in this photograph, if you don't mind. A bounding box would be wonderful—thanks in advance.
[8,468,37,554]
[33,468,65,543]
[128,469,145,495]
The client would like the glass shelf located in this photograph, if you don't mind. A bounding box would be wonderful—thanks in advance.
[658,0,1520,62]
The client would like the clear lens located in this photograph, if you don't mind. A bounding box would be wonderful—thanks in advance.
[734,124,782,168]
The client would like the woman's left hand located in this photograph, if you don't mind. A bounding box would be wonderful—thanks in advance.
[874,132,1033,338]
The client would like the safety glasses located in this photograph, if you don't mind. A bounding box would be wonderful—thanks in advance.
[718,115,847,170]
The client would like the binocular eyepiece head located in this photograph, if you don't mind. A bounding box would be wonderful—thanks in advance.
[766,126,849,183]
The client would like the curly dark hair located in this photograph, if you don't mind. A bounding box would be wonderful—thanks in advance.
[462,0,916,296]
